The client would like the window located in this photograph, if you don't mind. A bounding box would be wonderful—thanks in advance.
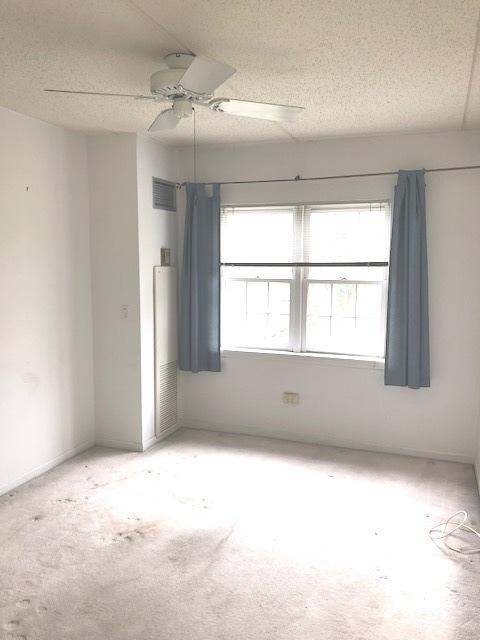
[221,201,391,358]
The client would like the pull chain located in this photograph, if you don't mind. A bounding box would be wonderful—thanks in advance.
[193,106,197,184]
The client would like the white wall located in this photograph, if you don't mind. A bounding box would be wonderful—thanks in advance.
[136,136,178,447]
[178,130,480,463]
[0,106,94,495]
[476,417,480,493]
[87,134,143,450]
[476,439,480,493]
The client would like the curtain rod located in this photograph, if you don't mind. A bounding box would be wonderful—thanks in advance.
[176,164,480,188]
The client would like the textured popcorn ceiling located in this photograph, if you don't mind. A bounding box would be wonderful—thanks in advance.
[0,0,479,144]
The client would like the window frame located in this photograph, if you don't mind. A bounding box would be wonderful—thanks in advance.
[220,200,391,360]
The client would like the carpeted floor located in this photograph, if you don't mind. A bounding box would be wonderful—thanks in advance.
[1,428,479,640]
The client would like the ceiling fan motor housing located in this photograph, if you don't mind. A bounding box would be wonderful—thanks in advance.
[164,53,195,69]
[150,53,199,99]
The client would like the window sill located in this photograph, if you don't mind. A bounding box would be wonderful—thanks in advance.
[221,348,385,370]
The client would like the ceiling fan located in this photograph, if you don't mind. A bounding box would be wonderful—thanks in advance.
[45,53,304,132]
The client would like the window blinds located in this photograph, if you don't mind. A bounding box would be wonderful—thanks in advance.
[221,202,391,266]
[221,205,296,264]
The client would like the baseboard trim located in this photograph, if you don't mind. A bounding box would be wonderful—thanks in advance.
[0,439,95,497]
[180,419,475,464]
[95,437,143,452]
[144,424,179,451]
[96,425,180,454]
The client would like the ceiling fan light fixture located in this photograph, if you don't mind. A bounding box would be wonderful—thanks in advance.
[172,99,193,119]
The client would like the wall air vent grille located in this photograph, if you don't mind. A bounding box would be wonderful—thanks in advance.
[153,177,176,211]
[156,360,177,434]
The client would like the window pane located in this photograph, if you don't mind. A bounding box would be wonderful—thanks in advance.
[222,279,291,349]
[356,284,382,318]
[307,283,331,316]
[308,203,390,263]
[268,314,290,347]
[356,318,383,355]
[221,206,295,264]
[331,317,356,351]
[247,282,268,315]
[332,284,356,317]
[246,314,268,344]
[221,280,246,347]
[306,280,385,356]
[306,316,331,351]
[269,282,290,315]
[223,280,246,316]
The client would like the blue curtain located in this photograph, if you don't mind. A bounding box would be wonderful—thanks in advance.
[179,183,221,373]
[385,170,430,388]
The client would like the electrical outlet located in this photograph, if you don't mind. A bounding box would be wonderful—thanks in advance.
[120,304,129,319]
[282,391,300,405]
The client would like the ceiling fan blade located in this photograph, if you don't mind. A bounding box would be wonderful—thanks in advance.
[44,89,156,100]
[179,56,235,95]
[148,108,180,132]
[211,98,304,123]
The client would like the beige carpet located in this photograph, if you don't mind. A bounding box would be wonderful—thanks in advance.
[1,428,479,640]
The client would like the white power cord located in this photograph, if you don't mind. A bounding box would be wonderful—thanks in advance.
[428,511,480,554]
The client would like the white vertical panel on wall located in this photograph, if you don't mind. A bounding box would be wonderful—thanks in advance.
[154,266,178,436]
